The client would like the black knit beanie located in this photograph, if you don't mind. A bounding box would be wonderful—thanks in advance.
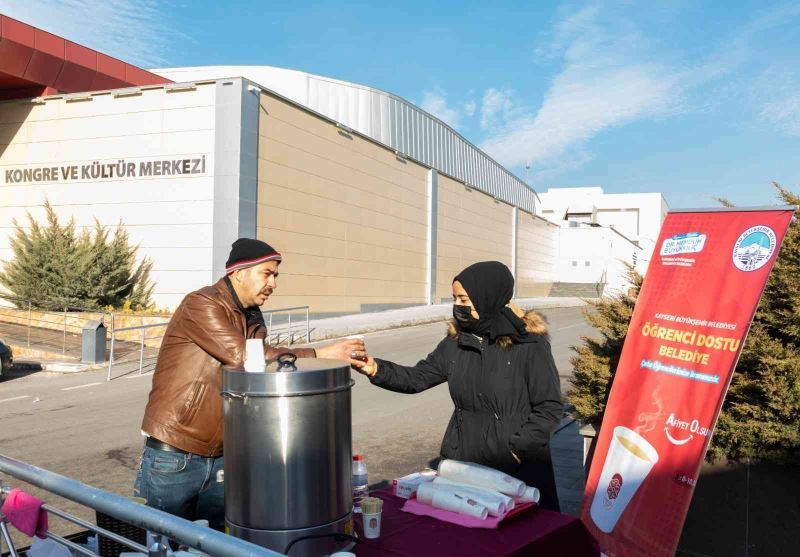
[225,238,282,275]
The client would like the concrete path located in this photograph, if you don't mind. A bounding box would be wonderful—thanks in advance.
[1,297,589,370]
[304,296,588,341]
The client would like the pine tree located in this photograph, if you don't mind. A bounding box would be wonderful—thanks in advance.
[0,202,154,310]
[568,184,800,463]
[710,184,800,462]
[567,264,642,429]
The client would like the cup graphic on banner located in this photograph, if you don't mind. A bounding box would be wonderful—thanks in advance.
[590,426,659,533]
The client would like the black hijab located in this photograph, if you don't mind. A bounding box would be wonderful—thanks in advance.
[453,261,528,342]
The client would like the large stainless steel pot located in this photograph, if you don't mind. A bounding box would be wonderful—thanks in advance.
[222,354,354,556]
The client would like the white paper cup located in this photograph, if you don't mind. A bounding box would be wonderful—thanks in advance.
[362,511,382,539]
[590,426,659,533]
[346,335,366,361]
[243,339,265,372]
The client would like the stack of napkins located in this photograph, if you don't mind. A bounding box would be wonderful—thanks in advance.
[392,470,436,499]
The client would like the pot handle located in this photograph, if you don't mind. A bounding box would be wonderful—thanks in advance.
[277,352,298,371]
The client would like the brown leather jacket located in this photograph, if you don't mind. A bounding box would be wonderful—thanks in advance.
[141,278,315,456]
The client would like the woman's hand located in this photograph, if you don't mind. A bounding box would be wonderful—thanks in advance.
[353,355,379,377]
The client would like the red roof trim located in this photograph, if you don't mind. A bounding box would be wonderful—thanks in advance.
[0,13,170,100]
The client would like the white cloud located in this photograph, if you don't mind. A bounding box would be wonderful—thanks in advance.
[420,88,462,129]
[761,94,800,136]
[533,3,601,62]
[739,9,800,137]
[462,99,477,118]
[482,4,684,179]
[755,67,800,137]
[0,0,184,68]
[480,87,516,130]
[481,2,800,183]
[482,63,680,173]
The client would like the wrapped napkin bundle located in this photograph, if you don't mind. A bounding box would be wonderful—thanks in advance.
[405,460,540,521]
[438,459,526,497]
[416,483,489,520]
[432,477,514,517]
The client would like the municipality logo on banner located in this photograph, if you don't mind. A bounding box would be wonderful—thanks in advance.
[659,232,707,256]
[732,226,777,272]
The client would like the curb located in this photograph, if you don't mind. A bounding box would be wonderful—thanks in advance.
[11,360,104,374]
[307,299,590,342]
[9,299,591,372]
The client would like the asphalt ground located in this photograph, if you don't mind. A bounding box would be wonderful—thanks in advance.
[2,305,796,556]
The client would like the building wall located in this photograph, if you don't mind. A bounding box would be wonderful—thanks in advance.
[556,227,610,284]
[435,175,514,302]
[539,186,668,267]
[556,226,642,294]
[0,84,221,309]
[155,66,539,214]
[516,211,558,297]
[256,91,429,315]
[595,208,640,238]
[605,228,643,295]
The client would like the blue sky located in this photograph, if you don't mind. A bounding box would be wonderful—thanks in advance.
[2,0,799,208]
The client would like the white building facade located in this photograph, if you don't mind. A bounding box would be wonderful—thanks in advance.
[0,80,257,309]
[539,186,669,262]
[538,187,669,295]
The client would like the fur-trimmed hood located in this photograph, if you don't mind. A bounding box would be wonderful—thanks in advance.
[447,308,548,345]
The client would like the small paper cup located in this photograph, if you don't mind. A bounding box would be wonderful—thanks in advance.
[362,511,382,539]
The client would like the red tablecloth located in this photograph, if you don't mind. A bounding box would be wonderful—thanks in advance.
[353,488,599,557]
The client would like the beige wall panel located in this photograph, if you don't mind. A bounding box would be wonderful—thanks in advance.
[516,212,558,297]
[257,93,428,314]
[260,96,429,185]
[261,294,361,315]
[434,175,514,302]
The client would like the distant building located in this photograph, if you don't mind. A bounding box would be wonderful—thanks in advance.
[538,187,669,295]
[540,186,668,262]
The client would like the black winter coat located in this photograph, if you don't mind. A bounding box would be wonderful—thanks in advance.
[370,314,564,511]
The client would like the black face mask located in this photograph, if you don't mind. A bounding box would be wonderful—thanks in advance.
[453,304,480,333]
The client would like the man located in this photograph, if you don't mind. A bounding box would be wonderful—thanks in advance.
[134,238,365,528]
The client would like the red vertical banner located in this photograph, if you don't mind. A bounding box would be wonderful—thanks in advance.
[580,207,795,556]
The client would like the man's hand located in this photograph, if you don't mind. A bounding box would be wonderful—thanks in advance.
[316,338,366,367]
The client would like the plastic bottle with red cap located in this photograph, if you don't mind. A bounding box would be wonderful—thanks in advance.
[352,454,369,513]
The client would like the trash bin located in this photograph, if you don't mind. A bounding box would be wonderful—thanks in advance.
[82,320,107,364]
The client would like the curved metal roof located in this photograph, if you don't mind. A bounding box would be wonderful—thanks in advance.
[154,65,539,213]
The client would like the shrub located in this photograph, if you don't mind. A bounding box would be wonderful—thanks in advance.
[0,201,154,311]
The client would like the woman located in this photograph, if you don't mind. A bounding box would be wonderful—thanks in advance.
[355,261,563,510]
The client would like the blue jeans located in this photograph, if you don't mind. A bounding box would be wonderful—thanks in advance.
[134,444,224,531]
